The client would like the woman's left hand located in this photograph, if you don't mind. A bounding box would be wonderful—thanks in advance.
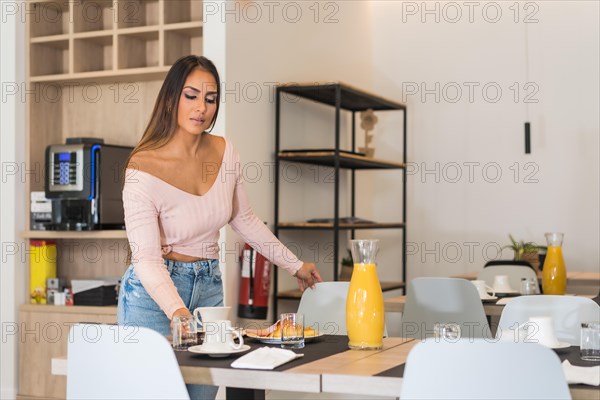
[294,262,323,292]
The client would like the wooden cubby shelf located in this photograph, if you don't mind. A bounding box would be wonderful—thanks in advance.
[28,0,201,80]
[29,1,70,38]
[164,0,203,24]
[73,0,115,33]
[74,35,114,73]
[117,0,160,29]
[118,31,160,69]
[164,24,203,66]
[30,40,69,76]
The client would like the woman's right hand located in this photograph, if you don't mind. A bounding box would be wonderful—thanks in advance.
[294,262,323,292]
[170,307,192,331]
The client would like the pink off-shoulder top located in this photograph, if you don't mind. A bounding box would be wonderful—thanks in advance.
[123,138,303,318]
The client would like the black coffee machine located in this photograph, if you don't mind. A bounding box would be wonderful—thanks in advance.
[45,138,133,230]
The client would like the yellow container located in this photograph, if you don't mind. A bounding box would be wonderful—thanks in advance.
[346,240,385,350]
[542,233,567,295]
[29,240,57,304]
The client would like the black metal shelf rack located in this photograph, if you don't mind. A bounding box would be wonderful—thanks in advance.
[273,82,407,319]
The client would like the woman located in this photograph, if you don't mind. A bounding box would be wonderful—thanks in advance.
[117,55,322,399]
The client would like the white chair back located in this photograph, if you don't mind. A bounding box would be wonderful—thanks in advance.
[67,323,189,399]
[478,265,538,292]
[401,278,490,339]
[401,339,571,399]
[297,281,389,337]
[497,295,600,345]
[297,281,350,335]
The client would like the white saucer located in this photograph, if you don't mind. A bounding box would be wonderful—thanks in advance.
[549,341,571,350]
[188,344,251,358]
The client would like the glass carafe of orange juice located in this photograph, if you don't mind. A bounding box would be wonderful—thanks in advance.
[346,239,384,350]
[542,232,567,295]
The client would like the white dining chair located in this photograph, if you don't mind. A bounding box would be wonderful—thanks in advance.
[400,277,491,339]
[400,339,571,399]
[297,281,350,335]
[478,264,539,293]
[496,295,600,345]
[297,281,389,337]
[67,323,190,399]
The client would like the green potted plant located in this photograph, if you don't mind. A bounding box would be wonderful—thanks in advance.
[504,234,547,272]
[339,249,354,281]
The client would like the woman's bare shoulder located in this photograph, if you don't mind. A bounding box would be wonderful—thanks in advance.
[127,150,158,170]
[205,133,226,152]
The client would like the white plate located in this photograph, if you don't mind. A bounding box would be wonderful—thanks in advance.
[245,332,324,345]
[188,344,251,358]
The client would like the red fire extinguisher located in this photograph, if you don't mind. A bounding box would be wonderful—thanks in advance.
[238,243,271,319]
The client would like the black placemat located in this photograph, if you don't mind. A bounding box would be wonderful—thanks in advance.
[376,345,600,390]
[175,335,349,372]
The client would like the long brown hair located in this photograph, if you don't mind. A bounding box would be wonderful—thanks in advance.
[126,55,221,167]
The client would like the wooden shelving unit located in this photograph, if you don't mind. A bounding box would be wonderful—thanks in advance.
[278,222,405,230]
[278,150,405,169]
[277,282,407,300]
[20,1,203,398]
[27,0,202,81]
[273,83,408,318]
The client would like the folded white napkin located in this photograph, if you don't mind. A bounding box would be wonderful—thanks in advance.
[495,297,516,305]
[231,347,303,370]
[562,360,600,386]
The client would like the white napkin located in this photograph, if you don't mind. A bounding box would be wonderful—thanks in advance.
[562,360,600,386]
[231,347,303,370]
[495,297,517,305]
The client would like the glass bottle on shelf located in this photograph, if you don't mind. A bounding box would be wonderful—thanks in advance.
[542,232,567,295]
[346,239,385,350]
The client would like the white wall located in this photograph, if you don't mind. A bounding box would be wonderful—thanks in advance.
[371,1,600,279]
[0,6,27,399]
[216,1,376,315]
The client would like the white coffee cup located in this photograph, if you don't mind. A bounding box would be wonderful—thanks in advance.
[471,280,495,299]
[193,306,231,330]
[492,275,513,293]
[201,320,244,352]
[522,316,560,348]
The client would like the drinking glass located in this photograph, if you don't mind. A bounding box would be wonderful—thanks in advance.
[520,278,539,295]
[580,322,600,361]
[433,323,461,341]
[172,314,198,351]
[281,313,304,349]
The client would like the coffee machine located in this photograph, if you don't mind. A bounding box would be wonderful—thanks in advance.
[45,138,133,230]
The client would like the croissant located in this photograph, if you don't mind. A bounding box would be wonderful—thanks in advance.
[256,320,318,338]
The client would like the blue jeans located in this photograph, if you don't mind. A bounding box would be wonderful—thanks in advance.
[117,259,224,400]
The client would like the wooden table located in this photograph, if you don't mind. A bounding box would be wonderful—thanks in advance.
[454,271,600,294]
[385,295,505,316]
[53,335,598,399]
[383,271,600,316]
[318,342,599,400]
